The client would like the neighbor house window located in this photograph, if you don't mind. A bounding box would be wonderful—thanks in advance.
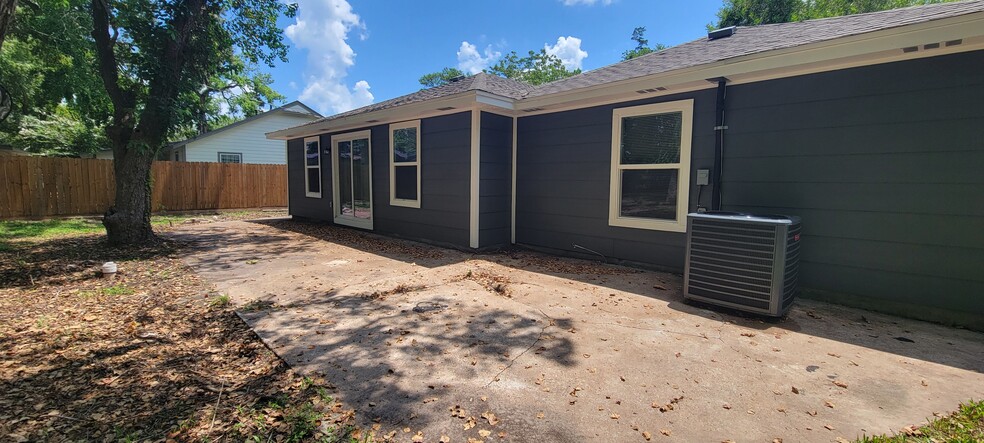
[609,99,693,232]
[389,120,421,208]
[218,152,242,163]
[304,137,321,198]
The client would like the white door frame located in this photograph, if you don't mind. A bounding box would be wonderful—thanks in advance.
[331,130,374,230]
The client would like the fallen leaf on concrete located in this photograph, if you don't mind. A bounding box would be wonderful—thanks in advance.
[791,386,800,394]
[832,381,848,388]
[824,424,835,431]
[660,429,671,436]
[439,436,450,443]
[836,438,850,443]
[536,412,544,419]
[481,411,499,426]
[412,431,424,442]
[921,380,928,387]
[479,429,492,437]
[463,417,476,430]
[808,410,818,416]
[481,396,488,402]
[741,332,756,337]
[825,401,835,408]
[773,438,783,443]
[610,412,620,419]
[642,431,652,441]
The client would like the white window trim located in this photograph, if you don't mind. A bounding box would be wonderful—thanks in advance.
[608,99,693,233]
[304,136,322,198]
[331,130,374,230]
[389,120,421,208]
[218,152,243,163]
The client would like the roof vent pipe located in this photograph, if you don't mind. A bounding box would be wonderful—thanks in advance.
[708,26,737,40]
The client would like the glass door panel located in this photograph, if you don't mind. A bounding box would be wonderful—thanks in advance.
[337,140,353,216]
[332,132,373,230]
[351,138,371,220]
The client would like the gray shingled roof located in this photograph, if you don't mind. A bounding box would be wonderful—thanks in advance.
[529,0,984,97]
[301,73,534,126]
[292,0,983,126]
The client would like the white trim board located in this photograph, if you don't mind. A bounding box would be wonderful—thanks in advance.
[469,109,481,249]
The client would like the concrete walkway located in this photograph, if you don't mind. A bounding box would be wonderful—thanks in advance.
[171,219,984,443]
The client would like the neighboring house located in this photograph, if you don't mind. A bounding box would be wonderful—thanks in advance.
[268,1,984,329]
[160,101,320,164]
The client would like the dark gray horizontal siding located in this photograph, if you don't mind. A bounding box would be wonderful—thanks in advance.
[516,89,718,269]
[479,111,513,248]
[722,50,984,327]
[375,111,472,248]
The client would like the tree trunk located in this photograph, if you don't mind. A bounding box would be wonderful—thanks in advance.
[103,147,156,245]
[0,0,16,50]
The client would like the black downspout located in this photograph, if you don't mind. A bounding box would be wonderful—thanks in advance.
[711,77,729,211]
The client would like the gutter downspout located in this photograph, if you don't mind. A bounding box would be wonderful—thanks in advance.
[710,77,729,211]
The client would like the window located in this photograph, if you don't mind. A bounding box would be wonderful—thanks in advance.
[389,120,421,208]
[304,137,321,198]
[609,99,693,232]
[174,151,180,161]
[218,152,242,163]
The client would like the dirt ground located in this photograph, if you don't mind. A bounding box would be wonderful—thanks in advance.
[0,211,367,442]
[173,218,984,443]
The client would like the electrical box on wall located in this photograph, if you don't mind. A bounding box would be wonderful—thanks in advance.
[696,169,710,186]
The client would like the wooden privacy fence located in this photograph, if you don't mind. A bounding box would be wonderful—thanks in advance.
[1,156,287,219]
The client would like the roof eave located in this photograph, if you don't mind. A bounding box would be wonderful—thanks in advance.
[518,10,984,112]
[266,90,518,140]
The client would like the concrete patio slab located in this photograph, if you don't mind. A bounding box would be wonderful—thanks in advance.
[170,219,984,443]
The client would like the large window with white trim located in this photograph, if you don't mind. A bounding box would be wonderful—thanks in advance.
[304,136,321,198]
[389,120,421,208]
[609,99,693,232]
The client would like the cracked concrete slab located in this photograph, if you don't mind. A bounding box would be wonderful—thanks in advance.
[171,218,984,443]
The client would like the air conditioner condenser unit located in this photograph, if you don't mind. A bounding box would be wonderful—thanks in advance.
[683,212,801,317]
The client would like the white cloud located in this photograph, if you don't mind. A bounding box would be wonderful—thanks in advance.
[457,41,501,75]
[561,0,613,6]
[544,36,588,70]
[284,0,374,115]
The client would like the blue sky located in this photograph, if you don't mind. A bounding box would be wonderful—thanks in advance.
[267,0,724,115]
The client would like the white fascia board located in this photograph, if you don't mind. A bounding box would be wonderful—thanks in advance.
[519,12,984,111]
[475,91,516,110]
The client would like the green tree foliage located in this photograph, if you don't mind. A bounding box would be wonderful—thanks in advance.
[487,49,581,85]
[418,67,465,88]
[621,27,667,60]
[418,49,580,88]
[5,105,108,155]
[713,0,956,28]
[89,0,295,244]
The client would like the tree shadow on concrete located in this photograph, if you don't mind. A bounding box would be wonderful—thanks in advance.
[238,218,984,375]
[236,284,577,435]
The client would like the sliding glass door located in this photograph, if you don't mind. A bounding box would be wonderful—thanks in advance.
[331,131,373,229]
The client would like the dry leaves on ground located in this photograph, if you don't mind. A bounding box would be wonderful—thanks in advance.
[0,234,366,442]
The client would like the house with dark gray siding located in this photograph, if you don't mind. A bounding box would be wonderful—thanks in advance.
[268,1,984,329]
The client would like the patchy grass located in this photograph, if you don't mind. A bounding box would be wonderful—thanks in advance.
[0,210,287,250]
[856,400,983,442]
[0,219,373,442]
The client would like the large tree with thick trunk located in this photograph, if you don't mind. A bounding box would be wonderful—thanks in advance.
[89,0,293,244]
